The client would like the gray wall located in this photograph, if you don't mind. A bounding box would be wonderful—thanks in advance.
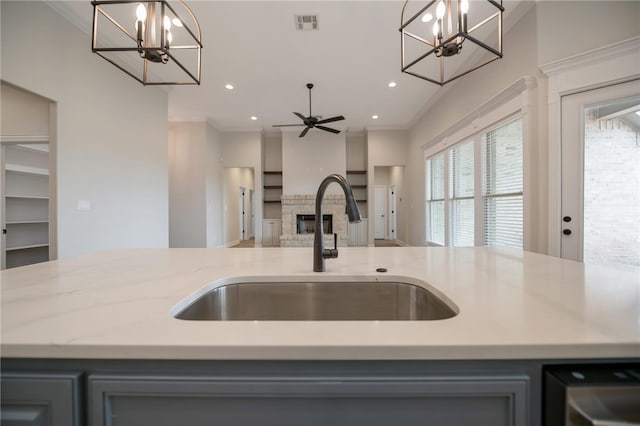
[1,1,169,258]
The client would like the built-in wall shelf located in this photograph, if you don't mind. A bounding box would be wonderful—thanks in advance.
[7,243,49,252]
[346,170,368,209]
[2,137,52,269]
[6,164,49,176]
[6,195,50,200]
[6,220,49,225]
[263,170,283,205]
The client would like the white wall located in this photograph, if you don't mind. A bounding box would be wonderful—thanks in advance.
[282,131,346,195]
[221,131,262,245]
[0,83,50,136]
[1,1,169,258]
[168,121,223,248]
[536,1,640,65]
[169,122,206,247]
[346,132,367,171]
[205,125,224,248]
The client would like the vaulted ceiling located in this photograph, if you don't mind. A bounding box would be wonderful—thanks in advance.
[52,1,525,133]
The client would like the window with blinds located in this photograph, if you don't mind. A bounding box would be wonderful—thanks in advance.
[483,118,523,249]
[426,153,445,245]
[449,140,474,246]
[424,116,523,249]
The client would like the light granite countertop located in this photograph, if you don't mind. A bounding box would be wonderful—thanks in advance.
[1,247,639,360]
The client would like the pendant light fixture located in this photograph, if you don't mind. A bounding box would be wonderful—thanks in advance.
[92,0,202,85]
[400,0,503,86]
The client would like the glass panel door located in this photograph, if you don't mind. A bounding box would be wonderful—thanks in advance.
[561,79,640,265]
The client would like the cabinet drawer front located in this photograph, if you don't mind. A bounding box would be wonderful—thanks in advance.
[90,374,528,426]
[1,372,82,426]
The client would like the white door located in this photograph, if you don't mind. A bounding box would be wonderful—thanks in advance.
[374,185,387,239]
[249,189,255,239]
[389,185,397,240]
[239,187,246,241]
[561,79,640,266]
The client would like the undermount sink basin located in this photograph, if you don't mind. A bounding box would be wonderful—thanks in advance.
[173,279,458,321]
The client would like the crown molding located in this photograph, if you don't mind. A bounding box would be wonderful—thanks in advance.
[540,36,640,77]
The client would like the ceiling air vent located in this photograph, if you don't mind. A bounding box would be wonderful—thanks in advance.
[295,15,318,31]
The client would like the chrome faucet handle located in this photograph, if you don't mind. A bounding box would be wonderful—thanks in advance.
[323,233,339,259]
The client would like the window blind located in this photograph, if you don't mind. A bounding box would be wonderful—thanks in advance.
[449,140,474,246]
[483,118,523,249]
[426,153,445,245]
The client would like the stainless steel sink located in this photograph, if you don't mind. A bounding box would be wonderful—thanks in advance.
[173,281,457,321]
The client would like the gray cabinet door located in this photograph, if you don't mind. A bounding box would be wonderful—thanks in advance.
[90,373,529,426]
[1,372,82,426]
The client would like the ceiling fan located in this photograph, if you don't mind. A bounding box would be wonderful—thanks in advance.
[272,83,345,138]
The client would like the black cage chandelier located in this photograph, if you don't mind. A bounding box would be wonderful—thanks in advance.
[400,0,503,86]
[91,0,202,85]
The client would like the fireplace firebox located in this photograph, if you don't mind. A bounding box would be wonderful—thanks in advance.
[297,214,332,234]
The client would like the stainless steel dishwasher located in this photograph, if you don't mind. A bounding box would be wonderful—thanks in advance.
[544,363,640,425]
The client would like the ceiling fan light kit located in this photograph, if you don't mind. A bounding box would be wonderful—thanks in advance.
[273,84,345,138]
[400,0,503,86]
[91,0,202,85]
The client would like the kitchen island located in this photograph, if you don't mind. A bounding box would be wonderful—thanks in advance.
[2,247,639,425]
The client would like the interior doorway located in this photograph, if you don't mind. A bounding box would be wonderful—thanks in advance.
[373,185,387,239]
[1,82,56,269]
[373,165,406,243]
[223,167,255,246]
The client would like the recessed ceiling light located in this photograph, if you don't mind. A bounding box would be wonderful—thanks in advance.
[421,13,433,23]
[172,18,183,27]
[225,84,234,90]
[388,81,397,88]
[372,115,379,119]
[635,111,640,117]
[250,116,258,121]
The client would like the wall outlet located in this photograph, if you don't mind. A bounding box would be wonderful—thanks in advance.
[77,200,91,211]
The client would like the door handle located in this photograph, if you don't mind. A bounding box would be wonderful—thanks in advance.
[563,229,572,236]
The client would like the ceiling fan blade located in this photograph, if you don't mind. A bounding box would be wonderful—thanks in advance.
[299,127,310,138]
[316,115,345,125]
[316,125,341,134]
[294,112,307,121]
[272,124,306,127]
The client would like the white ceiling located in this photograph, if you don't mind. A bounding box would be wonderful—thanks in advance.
[52,0,525,134]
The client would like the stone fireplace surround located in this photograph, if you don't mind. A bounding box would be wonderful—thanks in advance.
[280,194,348,248]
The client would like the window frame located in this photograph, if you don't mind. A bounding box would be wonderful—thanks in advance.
[422,77,537,250]
[425,115,523,248]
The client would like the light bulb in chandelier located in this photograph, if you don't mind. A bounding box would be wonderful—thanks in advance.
[436,1,446,19]
[461,0,469,14]
[136,3,147,21]
[135,3,146,44]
